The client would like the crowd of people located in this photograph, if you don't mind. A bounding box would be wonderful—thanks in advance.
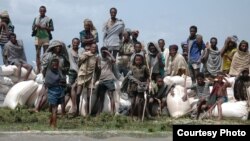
[1,6,250,128]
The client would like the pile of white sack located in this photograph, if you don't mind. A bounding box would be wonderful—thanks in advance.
[0,65,37,101]
[0,65,44,109]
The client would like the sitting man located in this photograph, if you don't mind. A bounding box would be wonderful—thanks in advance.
[4,33,32,81]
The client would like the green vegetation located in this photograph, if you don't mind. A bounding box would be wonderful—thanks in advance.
[0,106,249,135]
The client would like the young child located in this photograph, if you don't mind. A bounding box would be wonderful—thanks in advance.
[182,72,212,119]
[207,72,231,120]
[148,75,175,116]
[74,43,98,115]
[94,47,116,115]
[127,54,149,120]
[130,42,146,64]
[44,57,65,128]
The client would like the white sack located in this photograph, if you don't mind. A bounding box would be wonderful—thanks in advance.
[0,65,16,76]
[167,85,191,118]
[0,76,14,86]
[3,80,38,109]
[35,73,44,84]
[212,101,248,120]
[0,84,11,94]
[26,84,43,107]
[164,75,192,88]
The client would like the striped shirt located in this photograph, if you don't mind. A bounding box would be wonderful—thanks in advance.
[0,24,14,45]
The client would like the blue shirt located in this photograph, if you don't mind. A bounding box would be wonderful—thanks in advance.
[189,41,205,63]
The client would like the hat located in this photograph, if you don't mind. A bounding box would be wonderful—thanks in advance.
[49,40,62,48]
[0,10,10,19]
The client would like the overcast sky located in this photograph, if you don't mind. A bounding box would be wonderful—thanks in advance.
[1,0,250,65]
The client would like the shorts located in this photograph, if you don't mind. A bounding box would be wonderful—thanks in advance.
[99,79,115,91]
[68,70,78,84]
[218,96,228,103]
[77,76,95,89]
[47,86,64,105]
[35,37,49,47]
[188,62,200,69]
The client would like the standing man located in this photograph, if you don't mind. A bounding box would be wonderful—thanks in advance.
[103,7,125,58]
[188,34,205,83]
[158,39,169,76]
[0,10,14,64]
[187,25,198,57]
[201,37,221,78]
[32,6,54,74]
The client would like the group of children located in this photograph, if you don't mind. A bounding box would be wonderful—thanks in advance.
[182,72,232,120]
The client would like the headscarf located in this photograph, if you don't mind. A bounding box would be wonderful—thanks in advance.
[42,40,69,74]
[147,42,161,55]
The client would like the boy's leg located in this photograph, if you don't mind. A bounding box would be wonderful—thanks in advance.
[75,85,83,115]
[33,85,47,112]
[49,105,53,126]
[130,93,136,118]
[137,93,144,120]
[51,105,58,128]
[196,100,206,120]
[86,88,91,115]
[15,63,22,82]
[70,82,78,115]
[35,45,41,74]
[217,99,224,120]
[108,90,115,114]
[96,84,106,115]
[60,97,66,116]
[208,103,216,119]
[22,63,33,81]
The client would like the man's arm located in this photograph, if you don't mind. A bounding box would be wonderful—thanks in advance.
[103,50,115,64]
[48,19,54,32]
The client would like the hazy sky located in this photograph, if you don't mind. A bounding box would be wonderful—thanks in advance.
[1,0,250,65]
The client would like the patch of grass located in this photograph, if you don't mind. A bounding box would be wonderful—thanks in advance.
[0,107,250,133]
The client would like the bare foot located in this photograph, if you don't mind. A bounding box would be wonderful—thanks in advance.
[28,108,39,113]
[217,116,222,120]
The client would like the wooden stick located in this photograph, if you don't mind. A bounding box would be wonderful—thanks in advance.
[89,66,95,115]
[142,91,147,122]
